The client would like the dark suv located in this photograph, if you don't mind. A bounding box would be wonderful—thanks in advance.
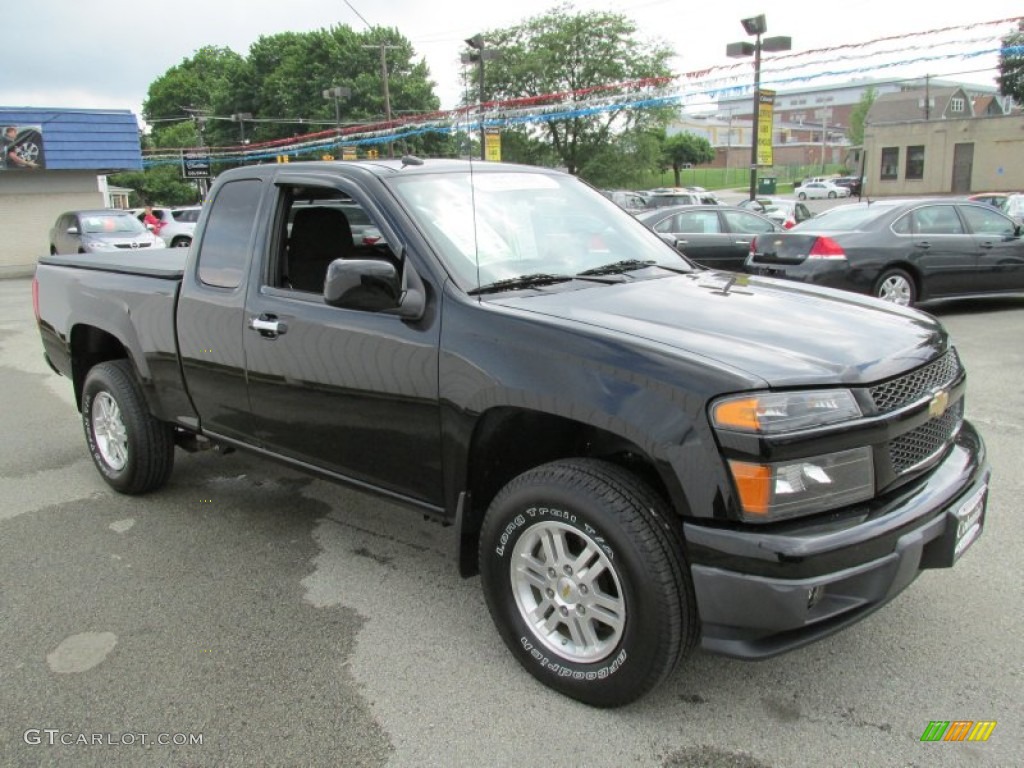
[833,176,863,196]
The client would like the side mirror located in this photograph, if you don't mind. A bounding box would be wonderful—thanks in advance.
[66,226,80,235]
[323,257,426,320]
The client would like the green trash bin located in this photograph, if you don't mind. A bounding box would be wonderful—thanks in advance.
[757,176,777,195]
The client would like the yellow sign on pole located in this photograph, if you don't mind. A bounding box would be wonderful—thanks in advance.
[484,129,501,162]
[342,146,357,161]
[756,89,776,167]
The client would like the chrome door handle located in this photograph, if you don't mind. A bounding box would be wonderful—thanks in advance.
[249,315,288,336]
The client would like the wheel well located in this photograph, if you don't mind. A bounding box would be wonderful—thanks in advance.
[457,408,673,576]
[70,325,129,411]
[876,262,922,295]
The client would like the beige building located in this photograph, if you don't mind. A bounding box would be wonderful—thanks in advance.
[862,89,1024,197]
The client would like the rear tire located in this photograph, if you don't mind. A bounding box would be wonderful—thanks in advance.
[874,268,917,306]
[479,459,697,707]
[798,192,807,200]
[828,191,837,199]
[81,360,175,494]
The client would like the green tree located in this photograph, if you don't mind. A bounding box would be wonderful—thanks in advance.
[660,133,715,187]
[109,122,205,206]
[847,86,876,147]
[477,3,675,178]
[997,21,1024,104]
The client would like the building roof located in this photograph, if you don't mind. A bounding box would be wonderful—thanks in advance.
[0,107,142,171]
[866,87,971,124]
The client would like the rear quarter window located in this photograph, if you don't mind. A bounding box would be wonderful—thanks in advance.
[197,179,262,289]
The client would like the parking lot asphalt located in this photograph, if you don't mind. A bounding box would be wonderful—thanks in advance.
[1,276,1020,767]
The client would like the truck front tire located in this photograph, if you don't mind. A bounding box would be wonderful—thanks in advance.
[479,459,697,707]
[81,360,175,494]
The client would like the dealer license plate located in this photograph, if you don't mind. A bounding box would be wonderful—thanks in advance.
[952,484,986,561]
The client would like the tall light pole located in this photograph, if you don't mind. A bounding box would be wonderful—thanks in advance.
[321,86,351,145]
[726,15,791,200]
[462,34,500,161]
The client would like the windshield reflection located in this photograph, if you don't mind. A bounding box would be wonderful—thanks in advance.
[390,170,692,291]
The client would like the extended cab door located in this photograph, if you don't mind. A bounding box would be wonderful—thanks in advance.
[177,175,266,442]
[241,175,444,508]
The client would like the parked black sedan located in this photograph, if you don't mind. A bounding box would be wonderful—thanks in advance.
[635,204,781,272]
[744,198,1024,306]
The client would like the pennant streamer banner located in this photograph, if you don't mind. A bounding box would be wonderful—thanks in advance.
[142,18,1023,169]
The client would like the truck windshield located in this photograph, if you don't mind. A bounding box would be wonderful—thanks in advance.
[389,170,692,291]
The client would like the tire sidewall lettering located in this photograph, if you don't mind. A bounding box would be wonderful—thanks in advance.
[494,506,615,561]
[518,635,628,679]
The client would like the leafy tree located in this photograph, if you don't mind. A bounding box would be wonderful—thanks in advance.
[847,86,876,147]
[109,122,205,206]
[660,133,714,187]
[477,3,675,178]
[997,21,1024,104]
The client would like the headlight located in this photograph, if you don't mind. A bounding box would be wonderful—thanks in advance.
[711,389,861,434]
[728,448,875,521]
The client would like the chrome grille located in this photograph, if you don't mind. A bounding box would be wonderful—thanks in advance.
[889,398,964,475]
[869,349,961,413]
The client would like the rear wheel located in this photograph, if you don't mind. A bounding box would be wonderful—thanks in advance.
[798,192,807,200]
[81,360,175,494]
[828,191,837,199]
[874,268,917,306]
[479,459,697,707]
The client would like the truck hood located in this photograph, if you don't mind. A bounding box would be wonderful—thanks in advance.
[494,271,947,387]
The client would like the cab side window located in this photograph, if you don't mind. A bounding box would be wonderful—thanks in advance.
[269,186,399,296]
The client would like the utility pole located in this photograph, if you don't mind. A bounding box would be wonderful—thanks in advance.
[815,107,832,175]
[363,43,400,158]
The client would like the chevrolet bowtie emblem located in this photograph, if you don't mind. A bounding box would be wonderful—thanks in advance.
[561,584,572,600]
[928,390,950,418]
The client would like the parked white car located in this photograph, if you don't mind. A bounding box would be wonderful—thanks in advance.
[131,206,202,248]
[795,181,851,200]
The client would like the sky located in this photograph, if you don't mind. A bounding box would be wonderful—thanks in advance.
[4,1,1021,124]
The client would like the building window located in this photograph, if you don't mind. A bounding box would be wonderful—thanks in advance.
[905,146,925,180]
[881,147,899,180]
[951,97,965,112]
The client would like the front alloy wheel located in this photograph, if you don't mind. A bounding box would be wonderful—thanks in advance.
[479,459,697,707]
[510,520,625,663]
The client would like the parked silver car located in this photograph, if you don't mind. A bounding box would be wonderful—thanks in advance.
[49,210,166,255]
[131,206,202,248]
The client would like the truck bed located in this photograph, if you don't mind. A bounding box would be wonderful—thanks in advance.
[38,249,188,280]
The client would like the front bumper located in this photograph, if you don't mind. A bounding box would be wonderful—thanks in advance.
[684,420,988,658]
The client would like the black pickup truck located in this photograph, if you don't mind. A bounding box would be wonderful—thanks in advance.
[33,159,989,707]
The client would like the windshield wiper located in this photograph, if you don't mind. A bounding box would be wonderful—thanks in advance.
[577,259,691,276]
[577,259,656,276]
[468,273,574,296]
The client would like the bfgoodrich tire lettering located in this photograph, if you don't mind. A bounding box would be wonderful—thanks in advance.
[81,360,175,494]
[479,459,697,707]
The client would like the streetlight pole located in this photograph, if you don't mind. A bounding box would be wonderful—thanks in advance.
[321,86,351,147]
[726,15,791,201]
[462,34,500,161]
